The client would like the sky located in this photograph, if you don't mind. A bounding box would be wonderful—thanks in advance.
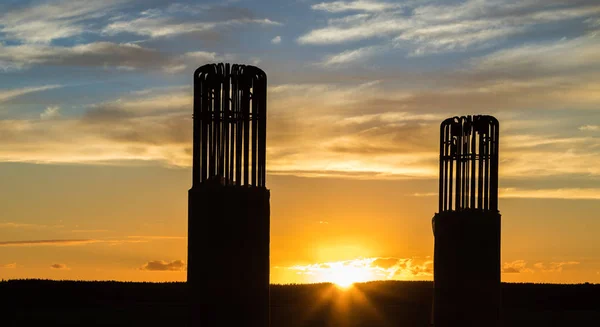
[0,0,599,284]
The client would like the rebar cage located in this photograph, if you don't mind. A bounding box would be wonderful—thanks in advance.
[438,115,499,213]
[192,63,267,188]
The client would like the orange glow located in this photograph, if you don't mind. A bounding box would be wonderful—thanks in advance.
[286,257,433,285]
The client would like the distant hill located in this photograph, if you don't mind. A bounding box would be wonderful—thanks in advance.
[0,280,598,326]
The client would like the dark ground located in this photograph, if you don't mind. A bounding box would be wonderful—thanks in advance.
[0,280,598,326]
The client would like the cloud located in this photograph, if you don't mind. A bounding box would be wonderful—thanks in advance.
[0,32,598,183]
[0,71,597,182]
[0,239,146,247]
[50,263,70,270]
[0,39,233,72]
[318,46,381,66]
[85,88,192,117]
[371,257,399,269]
[0,89,194,167]
[297,12,410,45]
[287,257,433,283]
[139,260,186,271]
[264,68,600,179]
[266,82,444,178]
[102,6,280,38]
[103,16,215,38]
[411,192,437,197]
[0,239,96,246]
[500,134,600,178]
[271,36,281,44]
[169,51,235,74]
[392,258,433,278]
[413,188,600,200]
[534,261,580,273]
[299,0,600,56]
[184,51,218,62]
[502,260,533,273]
[580,125,600,131]
[0,85,62,103]
[0,42,173,71]
[1,263,16,269]
[500,188,600,200]
[472,35,600,77]
[40,106,60,120]
[0,0,125,44]
[312,0,401,13]
[0,222,54,229]
[127,235,186,240]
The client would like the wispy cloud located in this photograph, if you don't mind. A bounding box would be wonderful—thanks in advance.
[0,91,193,167]
[127,235,186,240]
[299,0,600,56]
[0,221,64,229]
[0,0,125,44]
[0,74,598,181]
[0,42,167,71]
[0,239,98,247]
[0,238,146,247]
[312,0,401,13]
[500,188,600,200]
[1,263,17,269]
[0,85,62,103]
[472,34,600,76]
[318,46,381,66]
[0,40,235,73]
[413,188,600,200]
[271,35,282,44]
[102,6,280,38]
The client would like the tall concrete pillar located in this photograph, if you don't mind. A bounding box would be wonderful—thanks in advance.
[188,63,269,327]
[432,115,501,327]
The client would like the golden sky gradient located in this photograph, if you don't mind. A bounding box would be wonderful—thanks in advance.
[0,165,598,284]
[1,0,600,284]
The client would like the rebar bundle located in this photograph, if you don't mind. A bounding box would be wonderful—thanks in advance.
[192,63,267,188]
[438,115,499,213]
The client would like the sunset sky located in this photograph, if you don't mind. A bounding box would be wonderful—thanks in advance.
[0,0,599,284]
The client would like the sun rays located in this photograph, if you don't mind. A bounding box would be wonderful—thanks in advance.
[291,282,389,327]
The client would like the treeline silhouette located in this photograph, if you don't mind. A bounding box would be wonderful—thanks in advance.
[0,279,598,326]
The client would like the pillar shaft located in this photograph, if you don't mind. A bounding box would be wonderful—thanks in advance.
[432,210,501,326]
[188,185,270,326]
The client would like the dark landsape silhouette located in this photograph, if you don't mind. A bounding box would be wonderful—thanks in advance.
[188,63,270,327]
[1,64,599,327]
[432,115,501,327]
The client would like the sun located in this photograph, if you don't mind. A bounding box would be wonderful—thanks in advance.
[333,275,355,289]
[328,264,372,289]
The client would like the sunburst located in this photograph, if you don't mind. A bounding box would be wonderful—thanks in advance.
[328,264,372,288]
